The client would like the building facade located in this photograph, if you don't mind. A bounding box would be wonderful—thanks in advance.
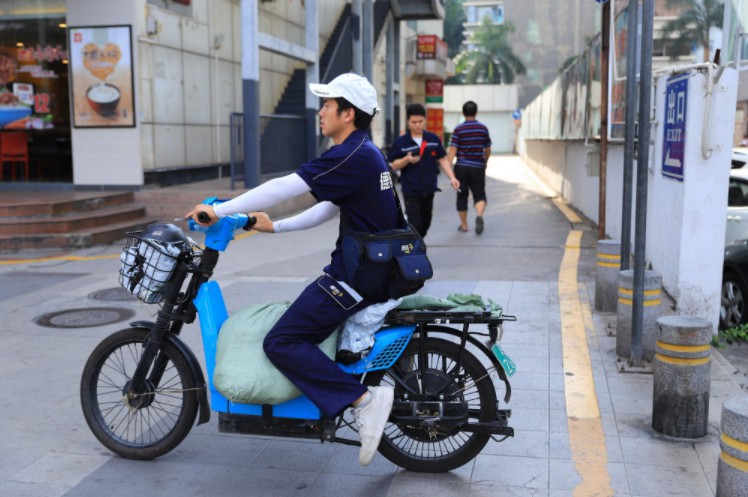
[0,0,449,190]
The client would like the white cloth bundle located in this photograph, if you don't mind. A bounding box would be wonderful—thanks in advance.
[338,298,402,354]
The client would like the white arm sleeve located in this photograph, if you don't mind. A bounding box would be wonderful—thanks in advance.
[212,173,311,218]
[273,201,339,233]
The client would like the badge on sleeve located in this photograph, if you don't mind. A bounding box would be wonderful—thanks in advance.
[317,274,361,310]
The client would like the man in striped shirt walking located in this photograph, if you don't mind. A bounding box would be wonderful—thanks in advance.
[447,101,492,235]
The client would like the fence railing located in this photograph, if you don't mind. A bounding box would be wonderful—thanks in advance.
[259,114,307,176]
[521,34,603,141]
[229,113,308,189]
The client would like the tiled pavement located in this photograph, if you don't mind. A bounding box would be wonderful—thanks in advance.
[0,156,744,497]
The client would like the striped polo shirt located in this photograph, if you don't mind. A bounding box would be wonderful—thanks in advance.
[450,120,492,168]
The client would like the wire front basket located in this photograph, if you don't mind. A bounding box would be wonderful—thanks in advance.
[119,232,190,304]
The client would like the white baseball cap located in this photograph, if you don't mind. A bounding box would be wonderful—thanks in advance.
[309,73,379,116]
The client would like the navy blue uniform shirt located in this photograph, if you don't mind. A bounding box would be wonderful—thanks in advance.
[387,131,446,196]
[296,129,400,284]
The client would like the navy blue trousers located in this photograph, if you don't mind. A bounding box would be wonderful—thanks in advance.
[263,277,369,418]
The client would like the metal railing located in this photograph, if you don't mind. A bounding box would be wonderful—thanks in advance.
[229,113,309,188]
[259,114,307,176]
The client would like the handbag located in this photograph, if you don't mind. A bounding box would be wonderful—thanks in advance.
[340,182,433,302]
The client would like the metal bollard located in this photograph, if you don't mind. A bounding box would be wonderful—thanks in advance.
[616,269,662,361]
[652,315,711,438]
[595,239,621,313]
[717,396,748,497]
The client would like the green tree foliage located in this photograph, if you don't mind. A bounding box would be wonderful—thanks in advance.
[444,0,466,59]
[454,18,526,84]
[662,0,724,62]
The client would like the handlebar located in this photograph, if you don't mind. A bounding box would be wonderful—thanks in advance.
[196,211,211,224]
[187,197,258,251]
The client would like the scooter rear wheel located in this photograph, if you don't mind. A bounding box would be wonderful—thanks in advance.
[80,327,199,460]
[364,337,497,472]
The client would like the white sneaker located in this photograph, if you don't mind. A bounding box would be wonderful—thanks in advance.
[351,386,394,466]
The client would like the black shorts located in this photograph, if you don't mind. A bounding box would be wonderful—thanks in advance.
[454,165,487,211]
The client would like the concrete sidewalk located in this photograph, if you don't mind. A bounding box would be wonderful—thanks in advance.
[0,155,744,497]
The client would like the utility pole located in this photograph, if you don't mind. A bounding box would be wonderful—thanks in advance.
[621,0,640,271]
[599,1,610,240]
[630,0,654,367]
[240,0,260,187]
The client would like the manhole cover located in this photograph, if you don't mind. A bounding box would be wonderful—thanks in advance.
[34,307,135,328]
[89,287,135,302]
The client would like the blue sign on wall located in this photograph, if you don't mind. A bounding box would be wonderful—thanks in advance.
[662,74,688,181]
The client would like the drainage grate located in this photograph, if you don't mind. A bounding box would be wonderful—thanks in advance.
[34,307,135,329]
[88,287,135,302]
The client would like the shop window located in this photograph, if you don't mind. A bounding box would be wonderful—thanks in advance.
[0,14,71,183]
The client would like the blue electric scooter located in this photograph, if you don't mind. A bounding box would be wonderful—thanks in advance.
[80,198,515,472]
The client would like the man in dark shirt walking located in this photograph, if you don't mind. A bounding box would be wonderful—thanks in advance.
[388,103,460,237]
[447,101,492,235]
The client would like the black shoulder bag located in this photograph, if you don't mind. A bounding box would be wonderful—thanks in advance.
[340,183,433,302]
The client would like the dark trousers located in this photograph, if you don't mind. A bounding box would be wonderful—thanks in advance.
[404,193,435,238]
[263,277,369,418]
[455,165,487,211]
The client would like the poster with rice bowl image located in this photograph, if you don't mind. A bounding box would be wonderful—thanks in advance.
[68,25,134,127]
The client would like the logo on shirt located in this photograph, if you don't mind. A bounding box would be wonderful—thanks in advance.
[401,243,414,254]
[380,171,393,191]
[329,284,344,297]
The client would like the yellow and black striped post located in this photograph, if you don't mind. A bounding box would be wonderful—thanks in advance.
[652,315,711,438]
[717,396,748,496]
[595,239,620,313]
[616,269,662,361]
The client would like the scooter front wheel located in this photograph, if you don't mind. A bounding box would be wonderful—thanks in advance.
[80,327,199,460]
[364,337,498,472]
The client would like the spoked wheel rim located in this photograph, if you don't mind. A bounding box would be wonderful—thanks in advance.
[365,337,497,470]
[90,339,188,448]
[721,278,744,329]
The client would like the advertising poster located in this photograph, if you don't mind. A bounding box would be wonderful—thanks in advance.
[68,25,135,128]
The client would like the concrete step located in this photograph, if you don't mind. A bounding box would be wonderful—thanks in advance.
[0,216,156,252]
[0,203,147,235]
[0,191,135,217]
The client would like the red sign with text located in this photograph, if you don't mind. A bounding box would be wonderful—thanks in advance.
[417,35,437,60]
[426,108,444,141]
[425,79,443,103]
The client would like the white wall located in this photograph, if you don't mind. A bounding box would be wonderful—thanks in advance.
[520,65,739,330]
[444,84,518,153]
[68,0,143,186]
[647,68,737,326]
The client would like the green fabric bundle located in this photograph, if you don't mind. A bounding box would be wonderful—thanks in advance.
[398,293,502,316]
[212,293,501,405]
[212,302,339,405]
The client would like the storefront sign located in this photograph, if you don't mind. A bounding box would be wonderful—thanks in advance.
[425,79,443,103]
[417,35,437,60]
[426,108,444,141]
[69,25,135,128]
[662,73,688,181]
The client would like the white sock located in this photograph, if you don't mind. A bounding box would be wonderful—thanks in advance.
[354,390,373,408]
